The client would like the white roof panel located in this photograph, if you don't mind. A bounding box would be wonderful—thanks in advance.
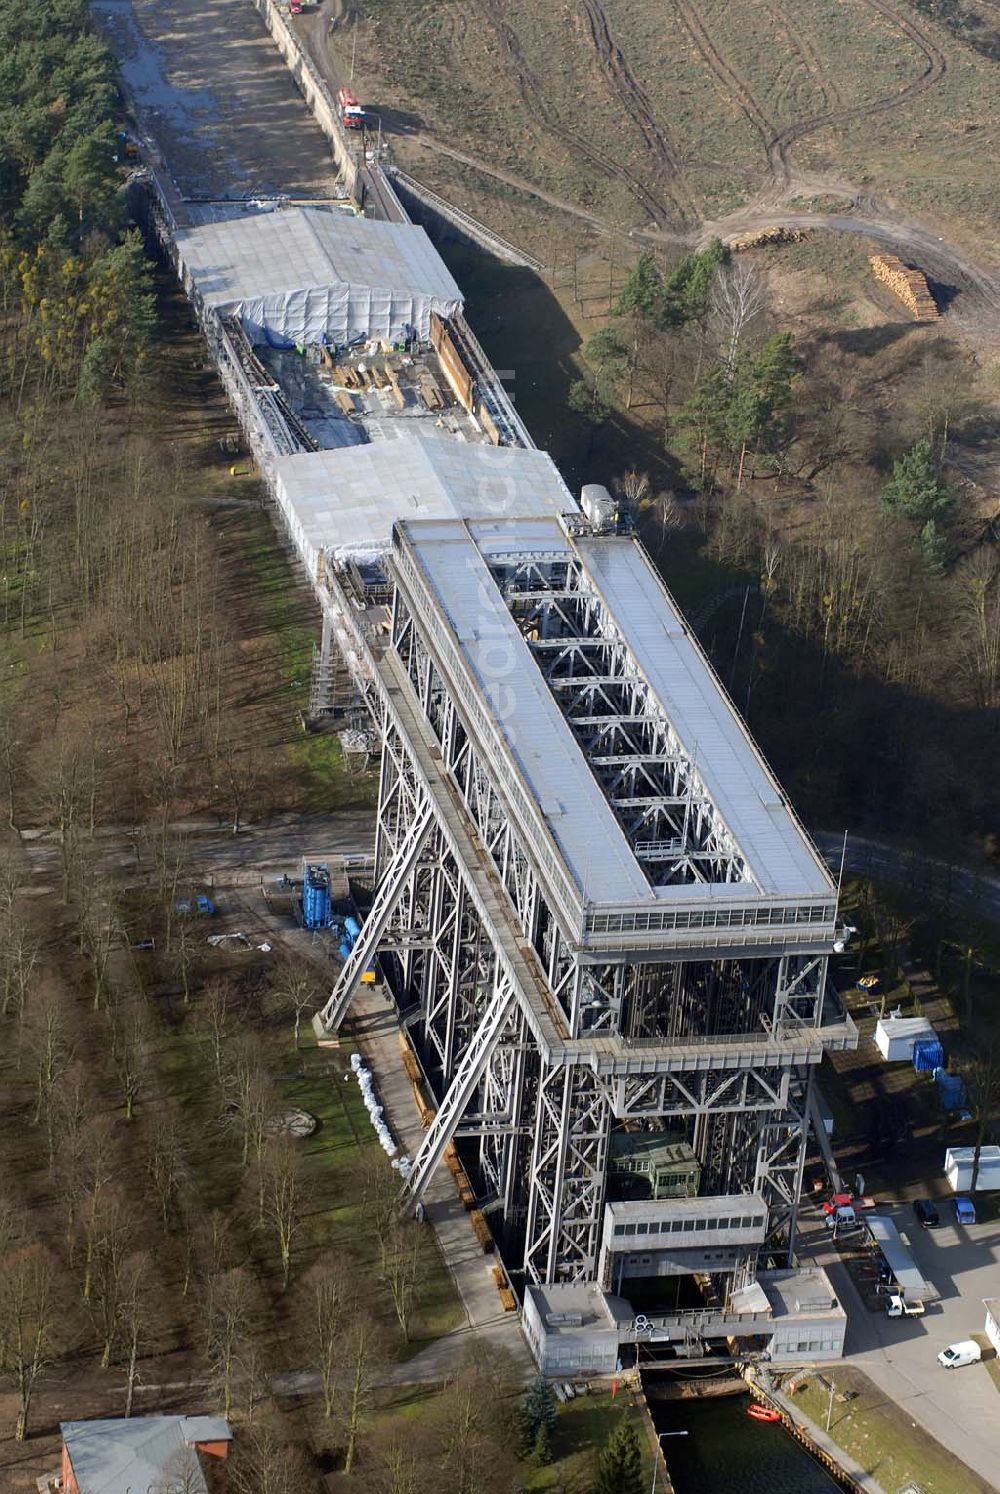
[273,436,573,567]
[402,521,657,906]
[572,535,832,898]
[399,518,833,907]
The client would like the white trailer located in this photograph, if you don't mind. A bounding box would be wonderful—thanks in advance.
[944,1145,1000,1192]
[874,1016,935,1062]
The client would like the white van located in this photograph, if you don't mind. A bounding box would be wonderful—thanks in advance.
[824,1204,857,1230]
[937,1341,982,1369]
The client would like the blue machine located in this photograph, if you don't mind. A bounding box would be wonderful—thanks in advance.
[302,863,333,930]
[913,1037,944,1072]
[344,914,362,943]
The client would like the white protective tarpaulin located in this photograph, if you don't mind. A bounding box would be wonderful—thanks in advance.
[176,206,463,346]
[272,433,573,578]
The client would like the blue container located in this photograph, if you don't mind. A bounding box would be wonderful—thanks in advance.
[302,864,332,930]
[913,1038,943,1072]
[338,940,352,961]
[934,1069,966,1109]
[344,914,362,942]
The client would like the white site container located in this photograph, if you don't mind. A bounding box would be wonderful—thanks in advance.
[944,1146,1000,1193]
[874,1016,935,1061]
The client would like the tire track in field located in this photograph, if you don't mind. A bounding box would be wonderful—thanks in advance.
[577,0,697,221]
[771,0,948,155]
[669,0,791,184]
[760,0,845,112]
[670,0,947,204]
[474,0,673,225]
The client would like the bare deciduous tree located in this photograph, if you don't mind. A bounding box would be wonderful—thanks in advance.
[228,1423,314,1494]
[0,912,38,1021]
[77,875,123,1011]
[382,1221,423,1345]
[0,1230,60,1440]
[201,977,233,1084]
[272,959,316,1052]
[118,1250,155,1416]
[109,987,151,1121]
[205,1267,253,1419]
[298,1260,347,1420]
[224,1035,273,1173]
[339,1310,383,1475]
[710,260,766,381]
[260,1136,301,1288]
[23,988,72,1161]
[146,1124,187,1232]
[83,1187,134,1367]
[150,1445,206,1494]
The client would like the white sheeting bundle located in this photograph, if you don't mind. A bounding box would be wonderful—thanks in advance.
[350,1053,411,1177]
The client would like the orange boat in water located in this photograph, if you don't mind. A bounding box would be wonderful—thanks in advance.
[746,1403,782,1423]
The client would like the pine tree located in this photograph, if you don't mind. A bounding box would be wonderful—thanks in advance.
[880,438,951,525]
[519,1375,557,1455]
[614,251,664,324]
[533,1420,554,1466]
[592,1416,644,1494]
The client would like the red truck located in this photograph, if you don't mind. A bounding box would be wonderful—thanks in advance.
[336,87,365,131]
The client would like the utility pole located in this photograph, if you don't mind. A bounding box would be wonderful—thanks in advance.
[826,1375,835,1433]
[350,29,357,80]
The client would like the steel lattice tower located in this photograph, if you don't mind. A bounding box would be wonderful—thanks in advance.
[319,514,856,1294]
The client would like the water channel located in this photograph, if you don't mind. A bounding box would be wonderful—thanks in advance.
[649,1386,841,1494]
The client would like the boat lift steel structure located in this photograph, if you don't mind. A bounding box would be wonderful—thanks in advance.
[316,523,857,1288]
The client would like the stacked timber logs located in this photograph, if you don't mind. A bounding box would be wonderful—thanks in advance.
[729,225,811,251]
[470,1209,495,1253]
[397,1032,436,1129]
[493,1264,518,1312]
[444,1142,477,1210]
[869,253,939,320]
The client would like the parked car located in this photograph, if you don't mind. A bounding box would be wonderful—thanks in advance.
[886,1293,925,1317]
[937,1341,982,1369]
[196,894,216,916]
[954,1196,976,1225]
[913,1198,940,1228]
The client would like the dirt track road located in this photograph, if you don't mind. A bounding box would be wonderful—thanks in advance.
[312,0,1000,332]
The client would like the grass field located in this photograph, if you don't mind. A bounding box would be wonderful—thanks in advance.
[793,1366,996,1494]
[355,0,1000,247]
[364,1381,656,1492]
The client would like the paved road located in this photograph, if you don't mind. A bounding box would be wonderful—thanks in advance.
[17,812,375,890]
[814,831,1000,923]
[798,1208,1000,1489]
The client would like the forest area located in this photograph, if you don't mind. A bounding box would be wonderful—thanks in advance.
[567,238,1000,862]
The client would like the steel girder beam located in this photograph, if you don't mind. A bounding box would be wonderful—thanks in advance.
[487,555,751,888]
[523,1063,612,1284]
[754,1067,812,1254]
[317,800,435,1031]
[772,955,828,1033]
[478,1008,531,1218]
[612,1065,790,1118]
[399,971,519,1211]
